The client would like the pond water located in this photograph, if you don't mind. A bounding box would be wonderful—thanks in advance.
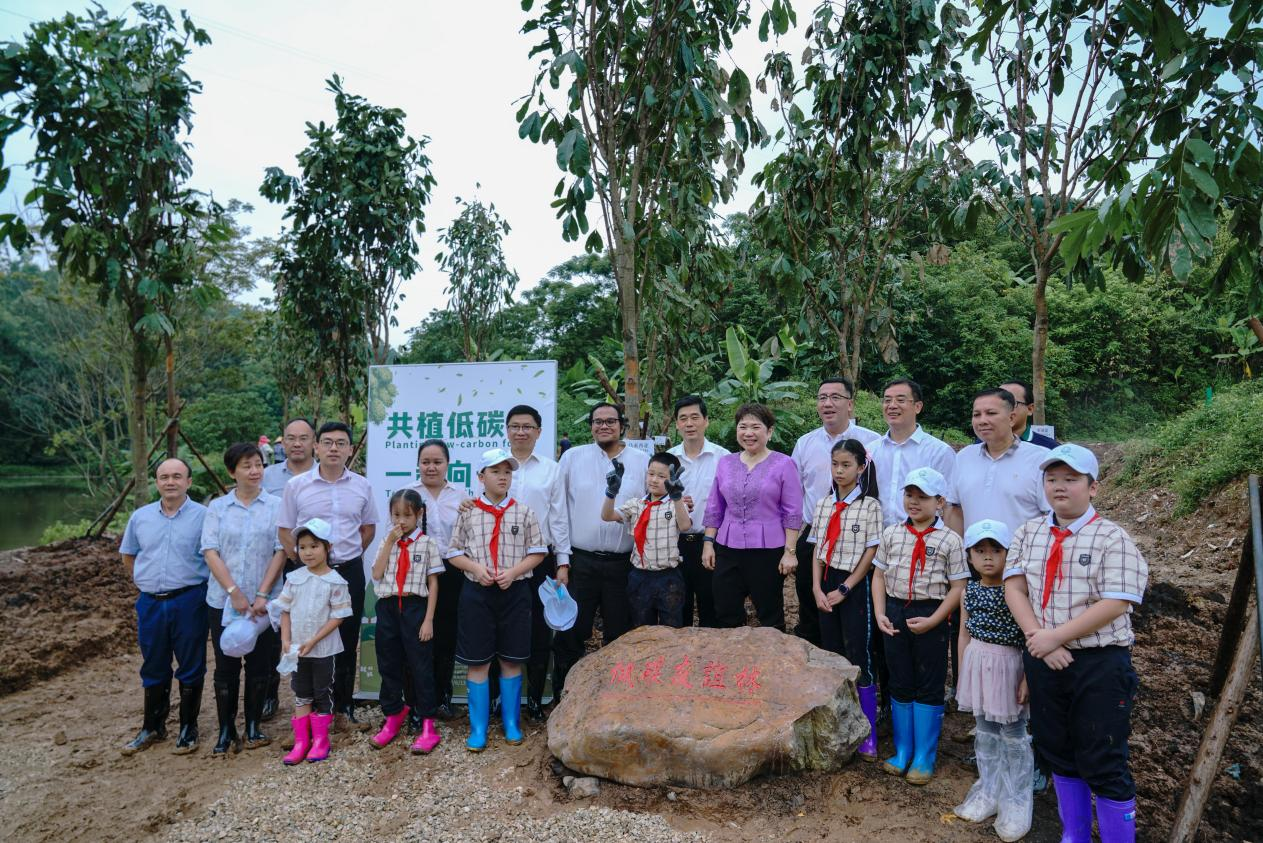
[0,479,109,550]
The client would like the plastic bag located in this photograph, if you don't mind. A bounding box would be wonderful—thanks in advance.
[220,612,270,658]
[276,644,300,675]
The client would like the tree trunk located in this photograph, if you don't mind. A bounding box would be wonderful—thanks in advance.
[164,332,177,458]
[847,304,865,383]
[128,326,150,511]
[613,239,642,438]
[1032,259,1050,425]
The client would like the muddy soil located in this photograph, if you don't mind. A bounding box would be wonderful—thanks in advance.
[0,451,1259,842]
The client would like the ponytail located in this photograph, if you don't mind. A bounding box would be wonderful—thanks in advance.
[830,438,880,502]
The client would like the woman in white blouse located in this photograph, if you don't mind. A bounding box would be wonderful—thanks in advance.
[407,439,469,720]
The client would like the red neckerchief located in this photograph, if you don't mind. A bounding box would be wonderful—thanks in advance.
[904,521,937,601]
[634,498,663,560]
[472,497,515,576]
[823,499,849,569]
[1041,512,1100,610]
[394,533,415,611]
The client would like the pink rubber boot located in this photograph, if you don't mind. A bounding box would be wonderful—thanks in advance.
[371,706,409,749]
[282,715,310,765]
[305,713,333,762]
[410,718,442,755]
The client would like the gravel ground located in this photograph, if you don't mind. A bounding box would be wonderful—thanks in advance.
[161,731,708,843]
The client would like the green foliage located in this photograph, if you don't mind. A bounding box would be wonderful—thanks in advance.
[1120,379,1263,515]
[436,194,518,361]
[367,368,397,425]
[181,389,277,461]
[40,510,130,545]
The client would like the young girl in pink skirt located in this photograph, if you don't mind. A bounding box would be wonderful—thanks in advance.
[954,519,1032,841]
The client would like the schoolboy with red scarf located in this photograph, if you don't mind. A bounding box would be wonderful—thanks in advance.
[600,451,691,628]
[445,449,546,751]
[1004,444,1147,843]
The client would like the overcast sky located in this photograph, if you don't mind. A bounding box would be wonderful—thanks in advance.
[0,1,807,337]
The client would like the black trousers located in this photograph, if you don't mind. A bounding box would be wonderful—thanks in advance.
[208,604,277,682]
[431,563,465,703]
[375,595,437,717]
[292,655,335,714]
[678,534,717,627]
[818,568,873,686]
[883,598,949,705]
[628,567,686,628]
[713,544,786,631]
[331,557,365,709]
[793,529,822,645]
[552,548,632,691]
[526,554,557,701]
[1024,646,1137,800]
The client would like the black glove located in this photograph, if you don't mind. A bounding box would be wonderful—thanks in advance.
[665,465,685,501]
[604,460,625,498]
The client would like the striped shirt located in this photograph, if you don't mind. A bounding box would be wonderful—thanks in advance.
[874,518,969,601]
[1003,507,1147,649]
[807,487,882,571]
[618,496,683,571]
[446,496,547,583]
[372,527,445,598]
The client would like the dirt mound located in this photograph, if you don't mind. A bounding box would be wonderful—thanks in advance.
[0,536,135,695]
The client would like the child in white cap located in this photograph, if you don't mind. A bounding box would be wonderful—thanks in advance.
[954,519,1033,841]
[275,517,351,764]
[1004,444,1147,843]
[444,448,547,751]
[872,466,968,786]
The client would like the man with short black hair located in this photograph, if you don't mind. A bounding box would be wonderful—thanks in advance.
[868,378,956,527]
[668,394,729,628]
[278,421,378,725]
[119,458,209,756]
[999,380,1059,449]
[791,377,879,646]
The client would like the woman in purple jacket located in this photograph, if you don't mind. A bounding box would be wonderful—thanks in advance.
[701,403,804,630]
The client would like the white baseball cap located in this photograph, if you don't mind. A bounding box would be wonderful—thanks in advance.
[294,517,333,542]
[964,519,1013,550]
[903,466,947,497]
[477,448,520,474]
[1039,443,1100,479]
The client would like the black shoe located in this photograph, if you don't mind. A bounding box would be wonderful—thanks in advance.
[261,673,280,722]
[212,679,241,756]
[407,711,425,734]
[525,697,546,722]
[489,695,502,719]
[434,701,456,721]
[338,703,364,725]
[171,680,203,755]
[121,683,170,756]
[242,677,271,749]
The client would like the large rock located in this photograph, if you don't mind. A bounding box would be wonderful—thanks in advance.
[547,625,870,789]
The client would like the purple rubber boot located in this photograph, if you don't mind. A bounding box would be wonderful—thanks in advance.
[1052,775,1093,843]
[856,685,879,761]
[1095,795,1137,843]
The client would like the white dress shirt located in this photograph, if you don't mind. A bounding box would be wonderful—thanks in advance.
[405,481,468,559]
[791,421,881,528]
[557,442,650,562]
[667,438,730,534]
[868,425,958,526]
[948,439,1051,534]
[279,466,379,563]
[509,451,571,564]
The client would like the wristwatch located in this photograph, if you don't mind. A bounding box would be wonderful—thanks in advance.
[226,585,237,596]
[838,583,851,597]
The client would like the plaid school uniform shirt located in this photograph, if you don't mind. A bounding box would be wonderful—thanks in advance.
[372,527,445,599]
[1003,505,1147,649]
[807,488,882,572]
[874,517,969,601]
[618,495,682,571]
[446,495,547,583]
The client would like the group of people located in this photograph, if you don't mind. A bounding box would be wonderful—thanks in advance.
[117,377,1145,842]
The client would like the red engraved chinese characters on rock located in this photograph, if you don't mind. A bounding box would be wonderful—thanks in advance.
[702,660,728,689]
[671,655,695,689]
[735,665,762,695]
[610,662,635,689]
[640,655,665,685]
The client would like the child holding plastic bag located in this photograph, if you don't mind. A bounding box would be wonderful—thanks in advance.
[954,519,1032,841]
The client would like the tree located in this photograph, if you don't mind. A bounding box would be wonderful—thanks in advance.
[261,75,437,387]
[0,3,221,507]
[752,0,973,382]
[954,0,1263,422]
[436,194,519,361]
[517,0,767,433]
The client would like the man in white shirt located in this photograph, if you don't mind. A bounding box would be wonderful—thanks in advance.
[552,402,649,694]
[868,378,957,526]
[946,388,1051,536]
[790,377,880,646]
[667,395,729,628]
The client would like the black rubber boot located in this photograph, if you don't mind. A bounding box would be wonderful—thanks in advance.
[261,672,280,722]
[242,676,271,749]
[172,680,203,754]
[212,677,241,756]
[121,682,170,756]
[526,661,548,721]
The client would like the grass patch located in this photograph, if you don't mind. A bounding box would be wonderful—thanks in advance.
[1118,379,1263,514]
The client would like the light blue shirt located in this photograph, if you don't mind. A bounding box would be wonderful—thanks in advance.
[120,497,209,593]
[200,489,284,609]
[262,460,310,497]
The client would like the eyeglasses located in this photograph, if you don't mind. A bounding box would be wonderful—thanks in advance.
[319,439,351,449]
[882,396,915,406]
[507,424,539,433]
[591,418,620,428]
[816,393,852,403]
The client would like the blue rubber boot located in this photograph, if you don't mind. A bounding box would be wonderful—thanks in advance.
[881,699,915,776]
[465,678,490,752]
[500,673,524,745]
[906,702,944,785]
[1094,794,1136,843]
[1052,775,1093,842]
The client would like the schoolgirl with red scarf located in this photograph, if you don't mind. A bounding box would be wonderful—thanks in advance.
[370,488,444,754]
[872,466,969,786]
[445,449,547,752]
